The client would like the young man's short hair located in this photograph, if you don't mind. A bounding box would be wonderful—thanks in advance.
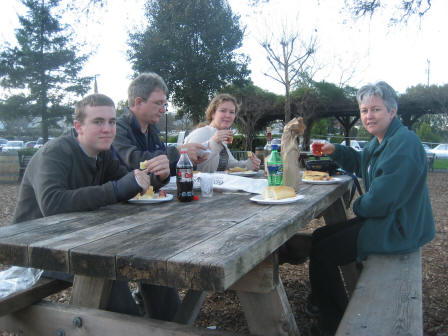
[75,93,115,123]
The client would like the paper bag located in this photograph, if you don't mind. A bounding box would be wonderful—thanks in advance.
[281,117,306,191]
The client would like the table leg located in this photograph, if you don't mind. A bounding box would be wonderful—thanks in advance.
[237,279,300,336]
[234,255,300,336]
[322,196,360,295]
[70,275,113,309]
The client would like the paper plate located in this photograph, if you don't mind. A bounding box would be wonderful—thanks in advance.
[301,177,344,184]
[228,170,258,177]
[128,193,173,204]
[249,194,304,205]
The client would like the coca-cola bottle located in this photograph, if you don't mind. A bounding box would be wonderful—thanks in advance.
[176,149,194,202]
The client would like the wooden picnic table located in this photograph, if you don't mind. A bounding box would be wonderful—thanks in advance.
[0,173,353,336]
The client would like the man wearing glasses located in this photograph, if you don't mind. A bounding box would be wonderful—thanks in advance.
[113,72,206,322]
[113,72,207,176]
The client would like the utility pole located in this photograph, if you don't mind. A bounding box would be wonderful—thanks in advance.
[426,59,430,86]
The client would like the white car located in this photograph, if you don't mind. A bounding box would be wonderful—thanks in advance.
[429,143,448,159]
[2,140,24,152]
[34,137,53,149]
[340,139,363,151]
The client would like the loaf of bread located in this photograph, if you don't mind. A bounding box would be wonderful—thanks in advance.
[302,170,331,181]
[262,186,296,200]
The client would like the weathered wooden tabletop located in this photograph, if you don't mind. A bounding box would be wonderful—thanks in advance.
[0,175,352,292]
[0,175,354,335]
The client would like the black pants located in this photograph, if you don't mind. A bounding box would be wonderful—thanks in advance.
[309,217,363,334]
[139,282,181,321]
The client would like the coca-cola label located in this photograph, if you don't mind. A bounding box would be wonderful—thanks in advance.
[177,168,193,181]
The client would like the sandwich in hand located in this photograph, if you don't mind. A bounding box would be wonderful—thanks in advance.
[302,170,331,181]
[262,186,296,200]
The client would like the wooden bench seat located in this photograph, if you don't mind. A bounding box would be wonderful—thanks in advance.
[336,249,423,336]
[0,277,71,317]
[0,301,234,336]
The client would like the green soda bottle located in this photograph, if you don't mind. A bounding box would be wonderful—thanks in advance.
[267,144,283,186]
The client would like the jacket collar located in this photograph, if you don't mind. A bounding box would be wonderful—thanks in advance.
[124,107,161,135]
[364,117,402,154]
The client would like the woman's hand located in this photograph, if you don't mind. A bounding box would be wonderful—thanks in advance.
[249,154,261,171]
[212,129,233,144]
[311,141,336,156]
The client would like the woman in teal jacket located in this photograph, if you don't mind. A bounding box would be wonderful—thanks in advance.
[307,81,435,336]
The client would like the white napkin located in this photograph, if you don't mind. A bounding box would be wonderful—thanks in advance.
[164,173,268,194]
[197,172,267,194]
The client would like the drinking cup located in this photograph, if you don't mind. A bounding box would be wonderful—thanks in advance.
[312,141,325,156]
[227,130,233,144]
[200,173,214,197]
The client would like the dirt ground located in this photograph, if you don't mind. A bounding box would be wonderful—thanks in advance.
[0,171,447,335]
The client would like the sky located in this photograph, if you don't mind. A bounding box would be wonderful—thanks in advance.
[1,0,448,105]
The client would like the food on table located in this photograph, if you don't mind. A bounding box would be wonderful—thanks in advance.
[228,167,248,173]
[302,170,331,181]
[133,188,167,200]
[262,185,296,200]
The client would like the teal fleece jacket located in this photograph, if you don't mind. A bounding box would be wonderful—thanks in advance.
[330,117,435,259]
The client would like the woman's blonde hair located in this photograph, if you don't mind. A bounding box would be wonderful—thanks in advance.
[205,93,239,124]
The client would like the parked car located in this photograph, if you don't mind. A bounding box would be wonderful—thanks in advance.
[340,139,363,151]
[422,144,432,153]
[2,140,24,152]
[357,140,369,149]
[34,137,53,149]
[25,140,37,148]
[429,143,448,159]
[0,138,8,152]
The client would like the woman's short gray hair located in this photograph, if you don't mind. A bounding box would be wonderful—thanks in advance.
[128,72,169,107]
[356,81,398,113]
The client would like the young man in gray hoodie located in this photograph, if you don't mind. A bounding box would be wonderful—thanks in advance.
[13,93,170,316]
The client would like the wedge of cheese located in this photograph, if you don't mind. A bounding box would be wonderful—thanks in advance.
[262,186,296,200]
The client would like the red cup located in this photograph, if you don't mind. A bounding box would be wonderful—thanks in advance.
[312,142,324,156]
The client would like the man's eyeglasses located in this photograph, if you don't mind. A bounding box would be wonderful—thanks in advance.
[141,97,168,110]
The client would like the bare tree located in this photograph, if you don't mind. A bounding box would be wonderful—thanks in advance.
[344,0,432,24]
[261,28,317,123]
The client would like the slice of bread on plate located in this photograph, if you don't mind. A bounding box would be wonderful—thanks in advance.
[262,186,296,200]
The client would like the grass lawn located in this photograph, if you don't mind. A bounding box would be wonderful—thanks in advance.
[433,158,448,170]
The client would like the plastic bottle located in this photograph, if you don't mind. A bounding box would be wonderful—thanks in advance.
[263,127,272,176]
[267,144,283,186]
[176,149,194,202]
